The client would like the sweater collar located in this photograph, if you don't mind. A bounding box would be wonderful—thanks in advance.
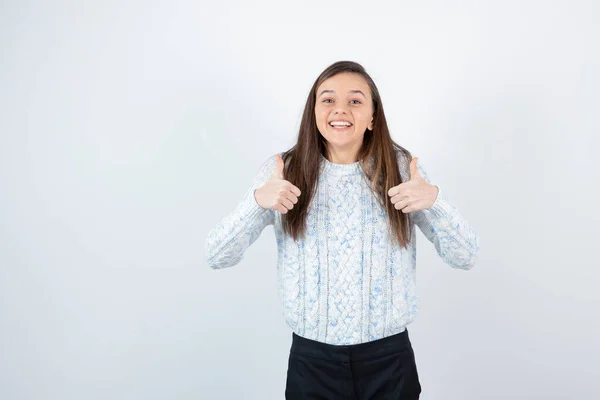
[319,153,363,176]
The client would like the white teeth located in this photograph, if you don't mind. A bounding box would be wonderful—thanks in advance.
[330,121,351,127]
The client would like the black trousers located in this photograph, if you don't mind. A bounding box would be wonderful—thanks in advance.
[285,329,421,400]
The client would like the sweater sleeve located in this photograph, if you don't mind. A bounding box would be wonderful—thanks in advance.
[205,154,278,270]
[398,152,480,270]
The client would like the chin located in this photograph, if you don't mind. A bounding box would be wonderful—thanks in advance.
[322,126,355,138]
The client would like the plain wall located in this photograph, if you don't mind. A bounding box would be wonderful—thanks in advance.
[1,0,598,399]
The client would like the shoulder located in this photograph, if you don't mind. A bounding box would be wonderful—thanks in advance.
[256,151,291,175]
[392,145,414,180]
[393,145,412,163]
[259,151,282,166]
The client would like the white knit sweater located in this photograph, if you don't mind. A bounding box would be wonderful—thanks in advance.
[206,149,480,345]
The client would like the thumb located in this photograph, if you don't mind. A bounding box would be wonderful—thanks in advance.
[409,157,420,180]
[273,154,285,179]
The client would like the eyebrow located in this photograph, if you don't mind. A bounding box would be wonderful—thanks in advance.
[318,89,366,98]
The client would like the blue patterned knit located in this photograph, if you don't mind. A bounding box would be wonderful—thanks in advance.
[206,149,480,345]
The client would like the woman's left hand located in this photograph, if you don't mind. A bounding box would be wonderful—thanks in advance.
[387,157,439,213]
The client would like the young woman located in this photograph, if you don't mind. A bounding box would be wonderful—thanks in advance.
[206,60,480,399]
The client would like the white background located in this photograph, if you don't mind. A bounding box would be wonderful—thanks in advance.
[1,0,598,399]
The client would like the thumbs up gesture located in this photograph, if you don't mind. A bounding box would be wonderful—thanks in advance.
[254,154,302,214]
[387,157,439,213]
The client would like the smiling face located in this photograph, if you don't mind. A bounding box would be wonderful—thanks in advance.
[315,72,374,161]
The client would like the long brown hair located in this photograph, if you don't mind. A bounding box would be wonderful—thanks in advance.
[280,60,414,248]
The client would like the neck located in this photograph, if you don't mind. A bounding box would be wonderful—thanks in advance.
[325,146,361,164]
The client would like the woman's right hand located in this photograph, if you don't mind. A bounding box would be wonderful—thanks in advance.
[254,154,301,214]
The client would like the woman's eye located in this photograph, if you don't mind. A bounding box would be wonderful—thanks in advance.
[323,99,361,104]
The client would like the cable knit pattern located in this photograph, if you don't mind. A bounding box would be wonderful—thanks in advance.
[206,149,480,345]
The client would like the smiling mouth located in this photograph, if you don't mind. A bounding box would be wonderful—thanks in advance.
[329,121,353,130]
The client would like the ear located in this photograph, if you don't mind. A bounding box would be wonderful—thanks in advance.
[368,117,374,130]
